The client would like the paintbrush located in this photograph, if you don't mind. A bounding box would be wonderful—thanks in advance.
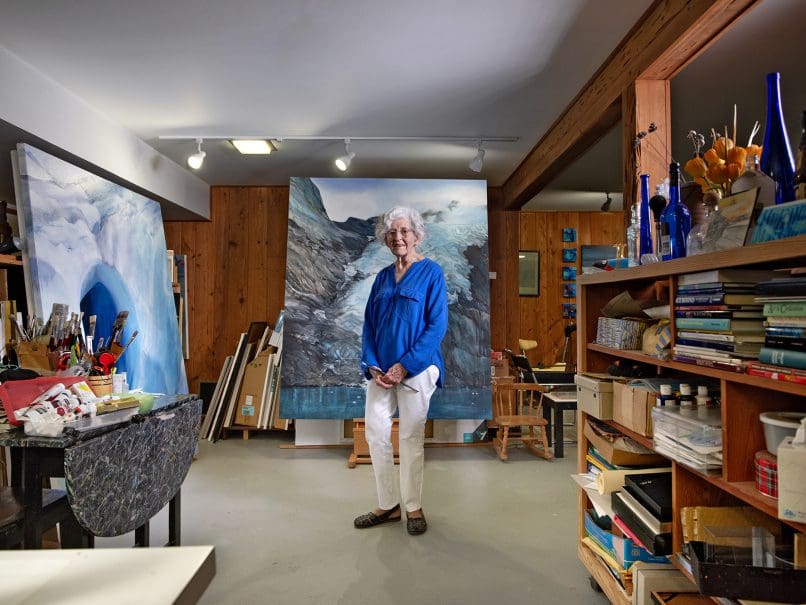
[114,330,139,361]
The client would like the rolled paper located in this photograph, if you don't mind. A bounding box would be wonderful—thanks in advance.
[595,467,671,495]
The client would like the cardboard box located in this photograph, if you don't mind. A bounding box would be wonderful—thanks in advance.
[613,381,656,437]
[778,436,806,524]
[583,420,666,467]
[575,373,615,420]
[233,350,272,427]
[491,356,509,378]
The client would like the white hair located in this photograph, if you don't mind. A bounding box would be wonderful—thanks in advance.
[375,206,427,242]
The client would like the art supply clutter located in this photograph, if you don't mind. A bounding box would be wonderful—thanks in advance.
[11,304,137,380]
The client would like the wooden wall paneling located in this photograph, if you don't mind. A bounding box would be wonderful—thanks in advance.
[265,186,289,322]
[622,79,671,221]
[504,211,520,357]
[501,0,759,210]
[246,187,270,323]
[487,207,508,352]
[212,187,241,376]
[185,218,216,393]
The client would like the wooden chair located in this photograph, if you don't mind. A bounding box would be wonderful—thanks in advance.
[491,377,552,462]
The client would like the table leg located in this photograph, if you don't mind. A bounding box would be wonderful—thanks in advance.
[135,520,150,547]
[21,449,44,549]
[168,489,181,546]
[554,405,564,459]
[543,404,552,447]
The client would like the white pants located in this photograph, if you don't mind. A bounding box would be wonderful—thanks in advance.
[364,365,439,513]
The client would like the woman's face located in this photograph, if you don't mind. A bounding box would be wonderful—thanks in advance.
[385,217,419,259]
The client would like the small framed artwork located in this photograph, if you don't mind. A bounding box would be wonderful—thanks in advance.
[562,283,576,298]
[562,248,577,263]
[518,251,540,296]
[562,227,576,242]
[562,303,577,319]
[561,266,576,281]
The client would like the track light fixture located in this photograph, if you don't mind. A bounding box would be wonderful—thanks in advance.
[600,191,613,212]
[334,138,355,172]
[161,134,519,173]
[187,138,206,170]
[468,141,485,173]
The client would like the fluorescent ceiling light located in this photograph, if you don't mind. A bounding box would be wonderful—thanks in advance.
[231,139,276,155]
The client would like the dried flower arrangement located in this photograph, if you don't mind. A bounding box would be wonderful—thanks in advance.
[683,105,762,197]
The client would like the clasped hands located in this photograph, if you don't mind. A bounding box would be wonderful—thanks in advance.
[369,363,408,390]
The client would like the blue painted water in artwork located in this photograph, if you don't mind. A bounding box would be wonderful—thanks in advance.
[282,386,492,420]
[14,144,187,394]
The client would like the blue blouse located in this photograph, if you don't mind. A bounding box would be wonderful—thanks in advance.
[361,257,448,387]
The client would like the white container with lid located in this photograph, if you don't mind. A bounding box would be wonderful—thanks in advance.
[760,412,806,455]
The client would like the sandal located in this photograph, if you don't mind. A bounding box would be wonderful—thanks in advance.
[406,511,427,535]
[353,504,401,528]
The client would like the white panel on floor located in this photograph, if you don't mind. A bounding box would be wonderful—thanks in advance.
[294,419,350,446]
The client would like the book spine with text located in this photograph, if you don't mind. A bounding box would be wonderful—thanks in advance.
[675,317,730,331]
[763,301,806,316]
[764,336,806,352]
[747,365,806,384]
[758,347,806,370]
[672,354,747,373]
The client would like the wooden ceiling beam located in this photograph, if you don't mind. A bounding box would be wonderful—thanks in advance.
[499,0,759,211]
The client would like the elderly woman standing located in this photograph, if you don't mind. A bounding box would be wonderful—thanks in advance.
[353,206,448,536]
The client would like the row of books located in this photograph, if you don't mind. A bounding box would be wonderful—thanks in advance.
[671,269,773,372]
[754,287,806,380]
[671,269,806,382]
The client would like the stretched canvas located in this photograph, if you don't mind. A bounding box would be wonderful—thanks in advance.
[282,177,490,419]
[13,144,187,394]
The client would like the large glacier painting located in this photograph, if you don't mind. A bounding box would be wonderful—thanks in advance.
[282,177,490,419]
[14,144,188,394]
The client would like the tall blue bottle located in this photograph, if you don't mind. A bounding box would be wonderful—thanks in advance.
[638,174,653,259]
[760,72,796,204]
[660,162,691,260]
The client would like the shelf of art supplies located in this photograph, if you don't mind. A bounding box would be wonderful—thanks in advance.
[586,344,806,397]
[576,236,806,602]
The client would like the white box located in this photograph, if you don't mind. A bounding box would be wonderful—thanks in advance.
[574,373,614,420]
[778,436,806,524]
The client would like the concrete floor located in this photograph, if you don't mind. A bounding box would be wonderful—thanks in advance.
[96,432,610,605]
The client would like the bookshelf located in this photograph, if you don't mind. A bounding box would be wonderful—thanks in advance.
[575,237,806,603]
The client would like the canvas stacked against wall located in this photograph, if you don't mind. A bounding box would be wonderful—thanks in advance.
[200,311,286,442]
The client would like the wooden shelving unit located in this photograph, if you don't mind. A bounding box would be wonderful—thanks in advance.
[575,237,806,602]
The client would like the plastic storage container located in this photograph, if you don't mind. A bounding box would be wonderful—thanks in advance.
[651,405,723,473]
[759,411,806,455]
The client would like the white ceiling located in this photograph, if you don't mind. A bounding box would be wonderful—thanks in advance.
[0,0,802,214]
[0,0,652,206]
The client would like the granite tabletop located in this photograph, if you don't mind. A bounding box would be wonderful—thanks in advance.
[0,394,199,448]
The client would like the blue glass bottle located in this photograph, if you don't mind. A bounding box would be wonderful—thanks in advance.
[638,174,653,259]
[660,162,691,260]
[760,72,796,204]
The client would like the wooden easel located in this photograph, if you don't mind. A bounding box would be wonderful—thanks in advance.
[348,418,399,468]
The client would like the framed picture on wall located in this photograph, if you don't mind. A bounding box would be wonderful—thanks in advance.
[562,303,577,318]
[518,251,540,296]
[561,266,576,281]
[562,248,577,263]
[562,227,576,242]
[562,283,576,298]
